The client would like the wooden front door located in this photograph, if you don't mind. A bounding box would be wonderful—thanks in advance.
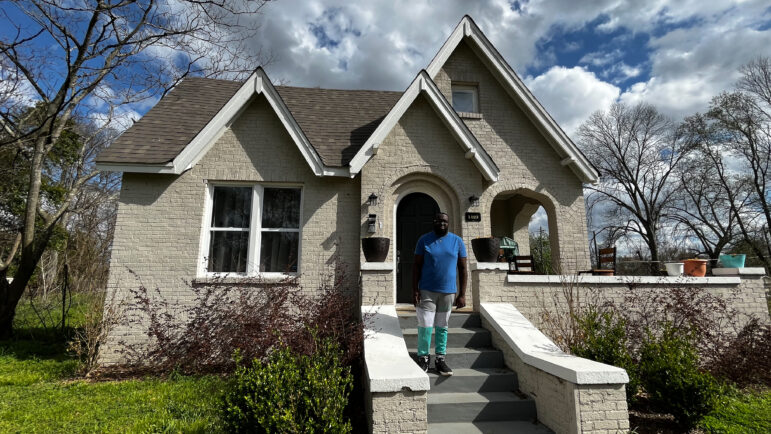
[396,193,439,303]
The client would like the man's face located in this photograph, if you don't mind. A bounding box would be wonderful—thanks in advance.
[433,213,449,236]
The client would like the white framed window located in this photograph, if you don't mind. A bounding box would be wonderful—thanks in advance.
[199,183,302,276]
[451,84,479,113]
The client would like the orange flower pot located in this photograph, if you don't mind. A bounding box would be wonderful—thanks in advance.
[683,259,708,277]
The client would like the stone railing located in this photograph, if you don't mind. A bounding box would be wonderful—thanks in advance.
[362,305,430,434]
[481,303,630,434]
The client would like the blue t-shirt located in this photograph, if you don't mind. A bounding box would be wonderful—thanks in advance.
[414,232,467,293]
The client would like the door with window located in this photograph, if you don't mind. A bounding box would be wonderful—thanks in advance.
[396,193,439,303]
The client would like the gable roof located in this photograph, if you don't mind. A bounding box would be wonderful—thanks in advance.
[95,71,400,174]
[348,71,499,182]
[426,16,599,183]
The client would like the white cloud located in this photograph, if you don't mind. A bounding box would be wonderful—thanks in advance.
[525,66,620,137]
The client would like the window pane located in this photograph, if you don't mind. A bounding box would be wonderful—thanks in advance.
[452,90,474,113]
[262,188,301,228]
[260,232,299,273]
[212,187,251,228]
[208,231,249,273]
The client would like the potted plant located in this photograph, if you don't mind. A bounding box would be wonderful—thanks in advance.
[664,262,684,276]
[683,258,708,277]
[361,237,390,262]
[718,253,746,268]
[471,237,500,263]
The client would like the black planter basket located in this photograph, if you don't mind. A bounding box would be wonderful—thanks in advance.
[362,237,390,262]
[471,237,500,262]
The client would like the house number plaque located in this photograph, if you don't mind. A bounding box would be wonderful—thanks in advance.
[465,212,481,222]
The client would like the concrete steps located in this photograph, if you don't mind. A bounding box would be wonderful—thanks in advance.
[398,312,553,433]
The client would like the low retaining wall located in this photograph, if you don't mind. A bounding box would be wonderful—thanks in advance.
[362,305,429,434]
[472,264,769,332]
[481,303,629,434]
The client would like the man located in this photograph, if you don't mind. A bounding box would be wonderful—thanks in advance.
[412,212,468,376]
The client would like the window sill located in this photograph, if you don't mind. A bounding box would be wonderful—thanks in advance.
[192,273,299,285]
[458,112,483,120]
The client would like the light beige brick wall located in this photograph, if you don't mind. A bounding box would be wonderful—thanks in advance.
[485,316,629,434]
[369,391,427,434]
[361,269,395,305]
[101,95,361,364]
[435,41,591,273]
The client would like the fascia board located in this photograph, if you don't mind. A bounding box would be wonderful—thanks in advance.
[349,73,499,182]
[94,162,177,174]
[427,16,599,183]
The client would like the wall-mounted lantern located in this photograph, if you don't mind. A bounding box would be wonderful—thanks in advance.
[368,193,379,206]
[367,214,377,233]
[468,195,480,207]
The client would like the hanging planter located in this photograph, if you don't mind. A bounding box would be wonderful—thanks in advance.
[718,254,746,268]
[664,262,684,276]
[471,237,500,263]
[362,237,390,262]
[683,259,708,277]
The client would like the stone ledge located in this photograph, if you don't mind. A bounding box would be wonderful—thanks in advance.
[505,274,741,285]
[362,305,430,392]
[712,267,767,276]
[361,262,395,271]
[470,262,508,271]
[481,303,629,385]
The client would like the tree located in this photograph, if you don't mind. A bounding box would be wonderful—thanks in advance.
[0,0,270,338]
[578,103,692,273]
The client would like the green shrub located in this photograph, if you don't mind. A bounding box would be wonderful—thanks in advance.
[222,336,352,433]
[639,325,720,429]
[570,307,639,401]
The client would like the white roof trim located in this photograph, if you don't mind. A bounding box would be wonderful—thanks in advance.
[426,16,599,183]
[99,68,350,177]
[349,71,499,182]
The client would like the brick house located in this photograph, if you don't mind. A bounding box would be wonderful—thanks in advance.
[95,15,769,434]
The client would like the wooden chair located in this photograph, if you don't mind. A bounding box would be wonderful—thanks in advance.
[578,247,617,275]
[508,255,535,274]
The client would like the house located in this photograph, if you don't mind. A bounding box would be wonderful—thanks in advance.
[95,15,769,434]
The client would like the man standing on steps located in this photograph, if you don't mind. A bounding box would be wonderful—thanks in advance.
[413,212,468,376]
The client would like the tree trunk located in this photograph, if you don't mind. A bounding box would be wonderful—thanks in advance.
[0,277,27,339]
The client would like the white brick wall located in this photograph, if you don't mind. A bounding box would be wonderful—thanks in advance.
[369,391,427,434]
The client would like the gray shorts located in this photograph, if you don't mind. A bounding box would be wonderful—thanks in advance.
[416,290,455,328]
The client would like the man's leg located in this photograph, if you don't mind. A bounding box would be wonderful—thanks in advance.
[416,290,438,372]
[434,292,455,376]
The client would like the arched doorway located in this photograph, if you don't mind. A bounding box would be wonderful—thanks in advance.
[396,193,439,303]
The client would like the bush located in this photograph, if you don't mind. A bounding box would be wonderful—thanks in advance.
[222,336,352,433]
[570,307,639,401]
[638,325,720,429]
[710,318,771,387]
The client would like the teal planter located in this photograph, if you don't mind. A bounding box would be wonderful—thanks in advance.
[719,254,746,268]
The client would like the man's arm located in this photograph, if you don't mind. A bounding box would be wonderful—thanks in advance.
[412,254,424,306]
[455,256,467,308]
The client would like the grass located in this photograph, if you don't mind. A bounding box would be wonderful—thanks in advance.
[699,388,771,433]
[1,294,228,433]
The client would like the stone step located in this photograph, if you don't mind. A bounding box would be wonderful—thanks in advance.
[398,312,481,329]
[408,347,504,369]
[428,368,518,393]
[402,327,491,348]
[427,392,537,423]
[428,421,554,434]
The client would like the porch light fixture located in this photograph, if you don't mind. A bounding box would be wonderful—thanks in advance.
[368,193,379,206]
[469,195,480,207]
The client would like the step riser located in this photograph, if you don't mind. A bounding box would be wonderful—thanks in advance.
[428,401,537,423]
[410,351,503,369]
[403,330,491,348]
[398,314,481,329]
[430,374,518,393]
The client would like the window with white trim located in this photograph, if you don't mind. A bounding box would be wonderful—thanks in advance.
[451,84,478,113]
[202,185,301,275]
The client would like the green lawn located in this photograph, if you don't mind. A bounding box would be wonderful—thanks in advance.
[1,295,228,433]
[699,388,771,433]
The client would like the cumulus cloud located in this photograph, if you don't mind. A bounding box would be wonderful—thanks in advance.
[525,66,620,137]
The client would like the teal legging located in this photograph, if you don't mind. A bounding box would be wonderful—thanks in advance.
[417,326,448,356]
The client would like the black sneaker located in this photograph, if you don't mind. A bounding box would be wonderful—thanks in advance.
[417,355,430,372]
[435,357,453,376]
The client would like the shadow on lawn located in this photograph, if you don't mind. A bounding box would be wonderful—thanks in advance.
[0,327,77,361]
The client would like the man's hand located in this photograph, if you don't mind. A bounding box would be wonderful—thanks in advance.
[455,295,466,309]
[413,290,421,306]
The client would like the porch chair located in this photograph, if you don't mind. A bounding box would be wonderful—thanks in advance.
[578,247,617,275]
[508,255,535,274]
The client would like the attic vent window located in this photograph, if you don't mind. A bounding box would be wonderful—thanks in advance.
[452,84,478,113]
